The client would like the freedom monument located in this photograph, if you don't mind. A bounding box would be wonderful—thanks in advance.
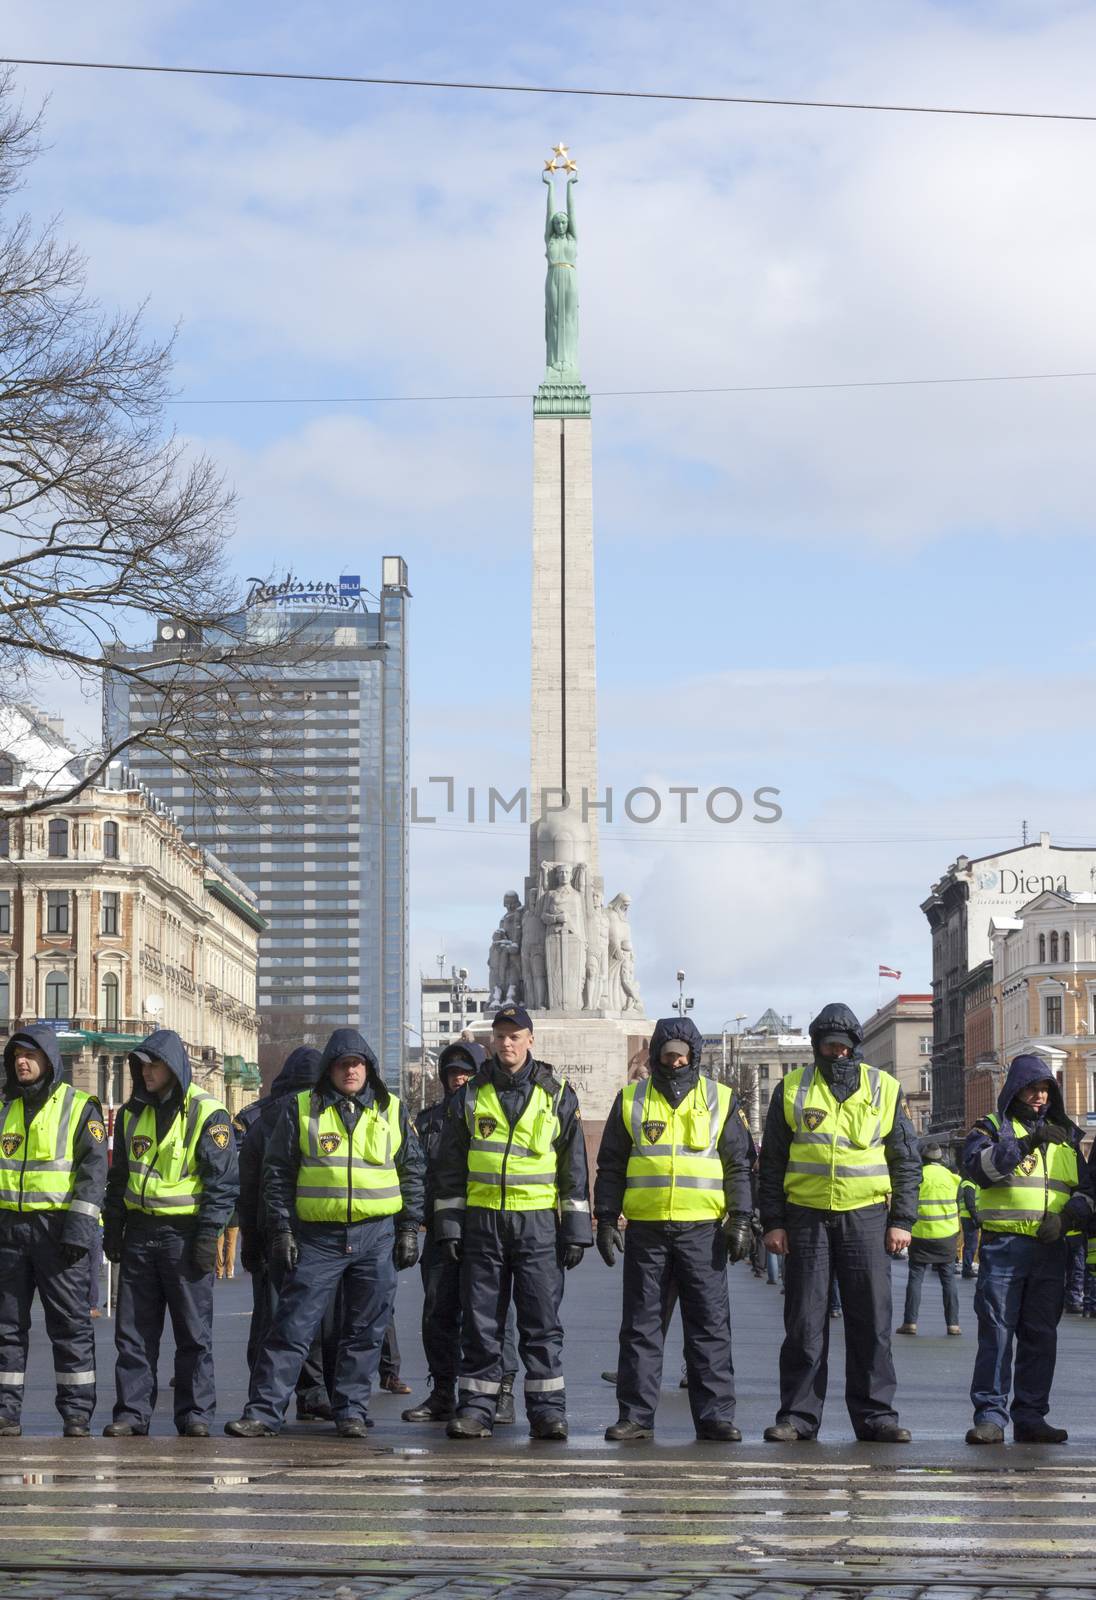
[485,148,652,1126]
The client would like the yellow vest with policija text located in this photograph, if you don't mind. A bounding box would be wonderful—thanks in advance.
[979,1113,1079,1237]
[621,1076,734,1222]
[0,1084,100,1214]
[295,1090,403,1223]
[123,1086,228,1216]
[911,1161,961,1241]
[465,1078,563,1211]
[781,1063,899,1212]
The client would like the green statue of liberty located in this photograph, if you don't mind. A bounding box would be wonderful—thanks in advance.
[542,168,579,380]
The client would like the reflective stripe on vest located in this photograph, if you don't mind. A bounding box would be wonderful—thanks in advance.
[123,1087,225,1215]
[979,1113,1079,1237]
[621,1075,731,1223]
[465,1079,562,1211]
[0,1085,92,1212]
[295,1090,403,1223]
[781,1063,899,1212]
[911,1161,961,1240]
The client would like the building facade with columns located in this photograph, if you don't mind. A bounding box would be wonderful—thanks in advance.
[991,890,1096,1125]
[0,705,262,1111]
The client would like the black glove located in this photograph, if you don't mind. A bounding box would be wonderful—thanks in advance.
[190,1232,219,1275]
[268,1231,299,1275]
[437,1238,462,1265]
[102,1219,123,1264]
[560,1243,585,1271]
[240,1234,263,1275]
[394,1229,419,1271]
[596,1221,624,1267]
[56,1240,88,1269]
[1036,1212,1063,1244]
[721,1213,753,1264]
[1042,1123,1070,1145]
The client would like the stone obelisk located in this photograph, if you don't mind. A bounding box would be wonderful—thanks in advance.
[483,148,650,1148]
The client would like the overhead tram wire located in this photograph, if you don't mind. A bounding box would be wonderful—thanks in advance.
[163,369,1096,406]
[4,55,1096,124]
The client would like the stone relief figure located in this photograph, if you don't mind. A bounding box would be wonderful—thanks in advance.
[542,170,579,378]
[498,891,523,1003]
[607,893,642,1014]
[583,881,609,1011]
[521,894,548,1010]
[487,929,507,1009]
[539,862,586,1011]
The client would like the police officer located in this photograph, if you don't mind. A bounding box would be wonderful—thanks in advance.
[963,1054,1092,1444]
[435,1005,591,1441]
[594,1018,754,1443]
[759,1002,922,1443]
[103,1029,238,1437]
[896,1141,962,1336]
[226,1028,424,1438]
[0,1027,107,1438]
[237,1046,337,1421]
[403,1040,520,1425]
[958,1173,981,1279]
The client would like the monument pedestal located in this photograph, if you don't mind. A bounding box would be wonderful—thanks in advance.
[530,1013,653,1173]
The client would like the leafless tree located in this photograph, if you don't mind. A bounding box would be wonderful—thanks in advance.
[0,72,318,822]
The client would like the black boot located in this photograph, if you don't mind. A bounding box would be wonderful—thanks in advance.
[1014,1419,1068,1444]
[495,1375,515,1425]
[402,1381,456,1423]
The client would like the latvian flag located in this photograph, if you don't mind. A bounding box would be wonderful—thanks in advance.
[878,965,901,980]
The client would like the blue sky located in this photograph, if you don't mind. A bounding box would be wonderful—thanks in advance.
[10,0,1096,1031]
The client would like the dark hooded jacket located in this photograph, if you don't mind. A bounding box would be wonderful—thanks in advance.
[758,1002,923,1232]
[963,1054,1093,1229]
[238,1047,322,1252]
[262,1027,425,1237]
[103,1028,239,1237]
[415,1040,487,1223]
[594,1017,755,1221]
[0,1026,108,1250]
[433,1043,593,1247]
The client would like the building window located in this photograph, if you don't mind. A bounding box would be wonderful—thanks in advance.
[0,755,12,784]
[1039,933,1046,963]
[46,891,69,934]
[1045,994,1063,1035]
[919,1067,931,1093]
[1063,931,1071,962]
[101,973,119,1029]
[0,892,8,936]
[1050,931,1060,962]
[1090,1070,1096,1115]
[47,819,68,858]
[438,1001,450,1012]
[0,820,9,858]
[43,970,69,1019]
[101,892,119,936]
[103,820,119,859]
[0,971,8,1023]
[918,1035,932,1055]
[757,1065,769,1081]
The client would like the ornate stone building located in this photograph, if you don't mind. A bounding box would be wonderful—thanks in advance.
[0,704,262,1111]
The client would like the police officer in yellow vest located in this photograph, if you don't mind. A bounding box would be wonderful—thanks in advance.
[896,1141,962,1336]
[434,1005,592,1440]
[594,1018,755,1443]
[962,1054,1093,1444]
[0,1027,107,1437]
[103,1030,238,1436]
[759,1003,922,1443]
[227,1028,425,1438]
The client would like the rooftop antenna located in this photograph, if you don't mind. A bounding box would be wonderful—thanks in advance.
[436,952,446,979]
[1021,819,1029,846]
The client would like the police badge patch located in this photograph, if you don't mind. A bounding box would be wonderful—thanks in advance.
[208,1125,231,1151]
[87,1120,106,1143]
[642,1120,667,1143]
[803,1108,827,1131]
[477,1116,498,1139]
[131,1136,152,1159]
[1019,1153,1038,1177]
[319,1131,342,1154]
[1,1133,22,1158]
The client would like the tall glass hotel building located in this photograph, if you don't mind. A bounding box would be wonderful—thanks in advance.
[104,559,409,1087]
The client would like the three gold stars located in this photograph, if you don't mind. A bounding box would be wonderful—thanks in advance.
[544,143,578,174]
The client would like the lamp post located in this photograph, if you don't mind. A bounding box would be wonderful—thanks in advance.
[403,1022,435,1111]
[672,969,694,1025]
[719,1015,748,1087]
[451,965,470,1037]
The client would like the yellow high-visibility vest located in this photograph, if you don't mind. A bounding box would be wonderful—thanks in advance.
[465,1079,562,1211]
[781,1063,899,1212]
[123,1087,226,1216]
[621,1076,733,1222]
[979,1113,1079,1237]
[295,1091,403,1223]
[911,1161,960,1240]
[0,1084,95,1215]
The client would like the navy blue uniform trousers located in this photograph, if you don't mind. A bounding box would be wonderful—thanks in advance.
[971,1232,1066,1429]
[458,1208,564,1424]
[0,1216,97,1426]
[247,1262,336,1408]
[777,1201,899,1437]
[617,1219,735,1430]
[245,1217,396,1430]
[112,1223,215,1432]
[421,1234,518,1386]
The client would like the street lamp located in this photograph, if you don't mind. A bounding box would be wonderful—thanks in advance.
[451,966,470,1036]
[672,969,694,1022]
[403,1022,436,1111]
[719,1015,748,1084]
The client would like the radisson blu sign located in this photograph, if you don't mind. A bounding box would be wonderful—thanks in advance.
[245,573,364,611]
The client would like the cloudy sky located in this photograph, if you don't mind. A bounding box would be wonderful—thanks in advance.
[9,1,1096,1032]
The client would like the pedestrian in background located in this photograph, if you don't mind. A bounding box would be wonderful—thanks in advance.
[759,1002,922,1444]
[958,1174,980,1279]
[896,1140,961,1336]
[963,1055,1092,1445]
